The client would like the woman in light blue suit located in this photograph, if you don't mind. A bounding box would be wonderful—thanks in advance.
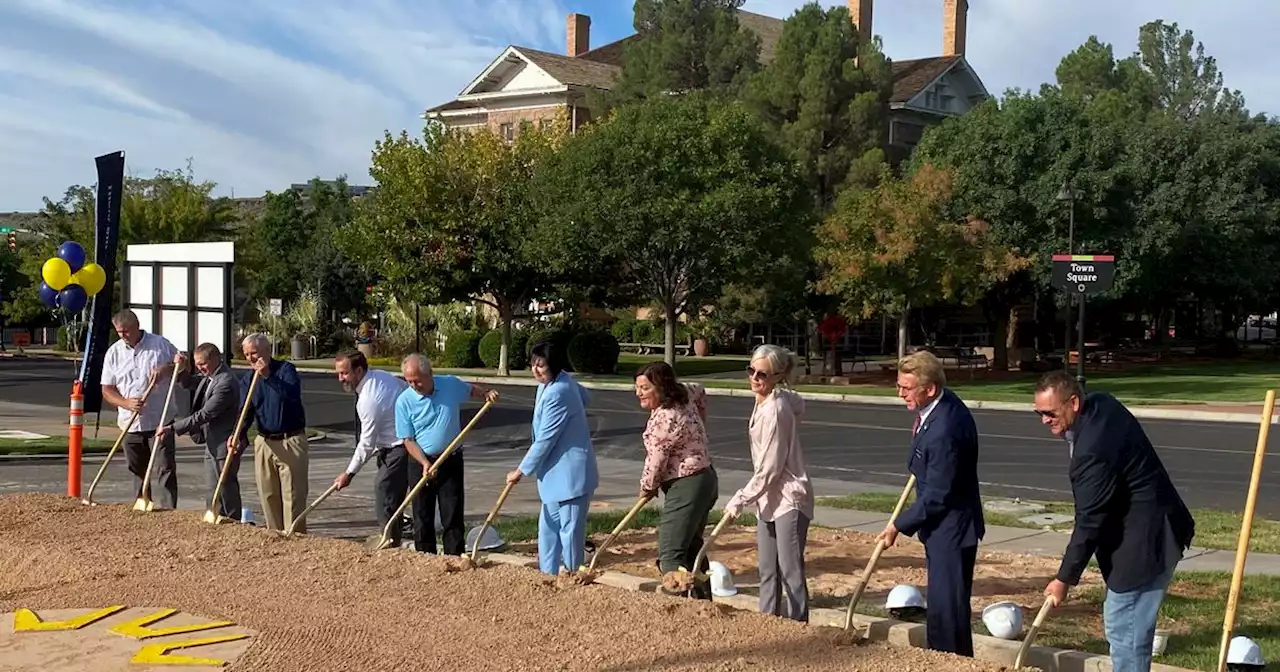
[506,341,598,575]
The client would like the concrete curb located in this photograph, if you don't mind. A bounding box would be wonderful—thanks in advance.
[473,550,1192,672]
[272,364,1274,426]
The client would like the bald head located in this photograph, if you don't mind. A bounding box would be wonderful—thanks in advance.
[401,353,434,395]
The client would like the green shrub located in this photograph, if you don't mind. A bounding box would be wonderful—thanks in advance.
[609,318,635,343]
[567,330,621,375]
[442,330,482,368]
[479,329,529,370]
[631,321,658,344]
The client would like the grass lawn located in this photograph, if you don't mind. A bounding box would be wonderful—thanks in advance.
[1029,571,1280,670]
[0,428,323,456]
[817,492,1280,554]
[490,505,758,547]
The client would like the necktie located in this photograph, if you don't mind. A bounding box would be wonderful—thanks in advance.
[913,414,921,435]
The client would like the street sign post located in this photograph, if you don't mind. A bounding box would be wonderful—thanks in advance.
[1052,254,1116,387]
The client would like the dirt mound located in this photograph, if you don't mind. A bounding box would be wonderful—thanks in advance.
[0,493,1012,671]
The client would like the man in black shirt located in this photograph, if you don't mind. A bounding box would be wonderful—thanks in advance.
[1034,371,1194,672]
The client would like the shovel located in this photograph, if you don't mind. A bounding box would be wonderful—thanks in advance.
[282,481,341,537]
[573,493,655,585]
[670,511,735,597]
[203,371,261,524]
[468,480,517,562]
[843,474,917,631]
[82,375,158,506]
[366,399,495,552]
[1014,596,1056,669]
[132,365,183,513]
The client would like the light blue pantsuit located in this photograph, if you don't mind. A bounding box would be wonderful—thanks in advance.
[538,493,591,574]
[518,371,598,575]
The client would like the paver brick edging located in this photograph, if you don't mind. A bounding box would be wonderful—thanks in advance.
[474,551,1194,672]
[273,364,1277,426]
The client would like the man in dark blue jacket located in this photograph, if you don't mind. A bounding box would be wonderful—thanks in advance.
[877,350,985,657]
[1035,370,1194,672]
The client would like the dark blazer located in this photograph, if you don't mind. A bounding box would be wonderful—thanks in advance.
[1057,392,1195,593]
[896,388,985,548]
[173,364,241,449]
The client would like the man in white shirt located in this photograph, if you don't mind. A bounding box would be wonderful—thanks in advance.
[332,350,409,542]
[100,309,180,508]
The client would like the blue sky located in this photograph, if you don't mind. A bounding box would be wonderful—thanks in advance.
[0,0,1274,211]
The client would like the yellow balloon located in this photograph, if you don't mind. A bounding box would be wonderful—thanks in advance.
[42,258,72,291]
[71,262,106,296]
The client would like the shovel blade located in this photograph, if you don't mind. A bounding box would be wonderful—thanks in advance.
[201,510,218,524]
[132,498,153,512]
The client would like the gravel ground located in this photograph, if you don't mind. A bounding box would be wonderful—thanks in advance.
[0,494,1018,671]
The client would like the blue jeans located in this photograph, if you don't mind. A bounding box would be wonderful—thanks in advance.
[537,494,590,575]
[1103,563,1176,672]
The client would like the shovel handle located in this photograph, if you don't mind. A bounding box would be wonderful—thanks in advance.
[138,368,182,507]
[207,371,261,520]
[285,481,340,536]
[586,494,654,573]
[375,399,495,550]
[84,375,158,504]
[1014,596,1056,669]
[842,474,917,630]
[470,480,517,560]
[687,511,736,576]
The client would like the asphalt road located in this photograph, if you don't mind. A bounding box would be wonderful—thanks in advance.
[3,357,1279,516]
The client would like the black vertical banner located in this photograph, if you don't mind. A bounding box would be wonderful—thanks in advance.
[79,151,125,414]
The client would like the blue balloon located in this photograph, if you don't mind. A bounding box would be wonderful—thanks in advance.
[57,241,87,275]
[58,284,88,314]
[37,281,59,308]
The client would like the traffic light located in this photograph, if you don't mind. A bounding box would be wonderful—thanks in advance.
[5,231,14,252]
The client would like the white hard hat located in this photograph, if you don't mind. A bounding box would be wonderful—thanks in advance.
[1229,636,1265,666]
[465,525,505,552]
[708,561,737,597]
[981,601,1024,640]
[885,585,926,610]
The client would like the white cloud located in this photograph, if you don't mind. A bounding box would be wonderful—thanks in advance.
[742,0,1279,113]
[0,0,567,210]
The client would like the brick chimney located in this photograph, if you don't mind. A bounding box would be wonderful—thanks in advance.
[567,13,591,57]
[848,0,872,48]
[943,0,967,56]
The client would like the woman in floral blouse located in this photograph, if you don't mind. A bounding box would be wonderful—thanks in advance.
[634,361,718,599]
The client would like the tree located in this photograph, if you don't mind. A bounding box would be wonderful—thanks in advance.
[533,92,812,365]
[814,163,1031,359]
[746,1,894,213]
[342,115,569,374]
[598,0,761,110]
[240,178,370,318]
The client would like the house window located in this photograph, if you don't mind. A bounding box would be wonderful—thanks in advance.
[890,119,925,147]
[499,122,514,141]
[925,82,955,112]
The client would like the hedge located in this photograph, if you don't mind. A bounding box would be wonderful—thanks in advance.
[478,329,529,370]
[442,330,483,368]
[525,326,576,369]
[567,330,621,375]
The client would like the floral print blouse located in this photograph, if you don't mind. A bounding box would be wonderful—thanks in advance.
[640,383,712,492]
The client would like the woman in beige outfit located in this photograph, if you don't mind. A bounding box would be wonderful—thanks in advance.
[724,344,814,622]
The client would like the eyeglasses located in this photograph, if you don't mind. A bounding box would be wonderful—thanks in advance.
[1034,409,1058,419]
[746,366,773,381]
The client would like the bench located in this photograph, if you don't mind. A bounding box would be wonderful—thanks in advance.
[931,345,990,371]
[619,342,691,356]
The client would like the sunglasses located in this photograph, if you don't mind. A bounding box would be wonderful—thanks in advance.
[746,366,773,381]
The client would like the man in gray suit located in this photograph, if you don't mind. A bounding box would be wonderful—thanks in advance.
[157,342,245,520]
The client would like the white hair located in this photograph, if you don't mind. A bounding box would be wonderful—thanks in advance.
[751,344,795,386]
[401,352,432,372]
[241,332,270,354]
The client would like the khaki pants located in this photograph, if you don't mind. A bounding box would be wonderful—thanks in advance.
[254,433,309,532]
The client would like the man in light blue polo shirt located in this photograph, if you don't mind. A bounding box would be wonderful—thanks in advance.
[395,352,499,555]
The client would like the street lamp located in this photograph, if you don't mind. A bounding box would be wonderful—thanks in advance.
[1055,181,1085,386]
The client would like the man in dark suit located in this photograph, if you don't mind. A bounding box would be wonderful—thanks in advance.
[157,343,245,521]
[1035,370,1194,672]
[877,350,984,657]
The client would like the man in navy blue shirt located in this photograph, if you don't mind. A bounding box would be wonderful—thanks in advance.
[235,332,309,533]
